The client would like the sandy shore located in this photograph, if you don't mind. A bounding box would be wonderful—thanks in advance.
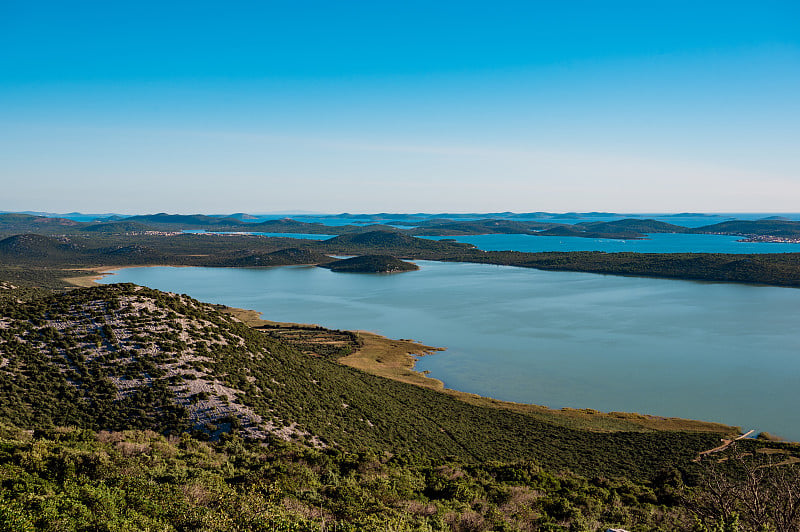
[62,265,199,288]
[222,306,737,435]
[223,306,448,391]
[62,267,121,287]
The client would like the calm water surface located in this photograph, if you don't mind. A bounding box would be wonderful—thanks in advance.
[100,262,800,440]
[423,233,800,254]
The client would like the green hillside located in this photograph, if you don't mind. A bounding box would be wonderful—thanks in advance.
[1,284,798,530]
[0,284,724,481]
[577,218,691,234]
[696,219,800,237]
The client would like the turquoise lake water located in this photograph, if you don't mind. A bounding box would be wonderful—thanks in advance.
[100,261,800,440]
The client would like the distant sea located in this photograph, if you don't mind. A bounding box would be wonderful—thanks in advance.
[39,211,800,228]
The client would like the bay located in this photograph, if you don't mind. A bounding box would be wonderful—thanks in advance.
[99,261,800,440]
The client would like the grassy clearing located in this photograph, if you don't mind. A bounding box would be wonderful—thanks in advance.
[340,331,446,391]
[62,267,116,287]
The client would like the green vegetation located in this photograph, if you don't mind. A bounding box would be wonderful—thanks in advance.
[0,284,730,482]
[0,425,707,531]
[1,424,798,530]
[214,248,333,267]
[406,219,555,236]
[576,219,692,235]
[80,221,154,233]
[534,226,644,239]
[1,213,799,529]
[441,250,800,288]
[0,213,83,236]
[2,230,800,289]
[322,230,470,253]
[6,212,800,240]
[696,219,800,237]
[0,258,797,529]
[253,321,362,358]
[0,266,97,303]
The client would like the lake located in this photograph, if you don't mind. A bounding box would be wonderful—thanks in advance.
[99,262,800,440]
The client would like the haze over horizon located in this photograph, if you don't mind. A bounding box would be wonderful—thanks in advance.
[2,1,798,213]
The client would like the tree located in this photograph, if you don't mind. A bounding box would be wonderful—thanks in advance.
[690,445,800,531]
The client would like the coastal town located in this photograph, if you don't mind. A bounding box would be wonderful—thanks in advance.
[738,235,800,243]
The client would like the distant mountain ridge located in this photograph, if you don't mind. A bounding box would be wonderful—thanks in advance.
[2,211,800,240]
[696,220,800,237]
[576,218,691,234]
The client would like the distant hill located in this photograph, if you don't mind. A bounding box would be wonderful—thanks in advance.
[319,254,419,273]
[80,221,155,233]
[0,213,83,235]
[118,215,396,236]
[0,234,166,265]
[94,244,163,259]
[229,212,260,220]
[535,226,646,240]
[123,213,244,226]
[696,220,800,237]
[249,218,337,233]
[577,218,690,234]
[408,218,554,235]
[214,248,333,267]
[321,230,472,255]
[0,233,84,259]
[759,216,792,221]
[323,230,421,247]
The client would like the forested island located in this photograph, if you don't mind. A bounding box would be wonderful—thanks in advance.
[319,254,420,273]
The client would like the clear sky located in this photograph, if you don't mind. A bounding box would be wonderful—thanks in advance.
[2,1,798,214]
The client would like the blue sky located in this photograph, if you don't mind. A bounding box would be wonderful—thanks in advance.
[1,1,798,214]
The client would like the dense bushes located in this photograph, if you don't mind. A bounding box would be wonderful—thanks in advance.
[0,285,725,482]
[0,425,706,531]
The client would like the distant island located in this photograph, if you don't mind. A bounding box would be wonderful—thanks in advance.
[318,254,419,273]
[4,211,800,241]
[2,228,800,294]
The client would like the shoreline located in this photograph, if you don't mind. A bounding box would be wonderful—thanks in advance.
[222,306,738,436]
[62,264,199,288]
[222,306,447,391]
[70,264,744,437]
[62,267,120,287]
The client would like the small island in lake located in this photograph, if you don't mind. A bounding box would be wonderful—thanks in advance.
[318,254,419,273]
